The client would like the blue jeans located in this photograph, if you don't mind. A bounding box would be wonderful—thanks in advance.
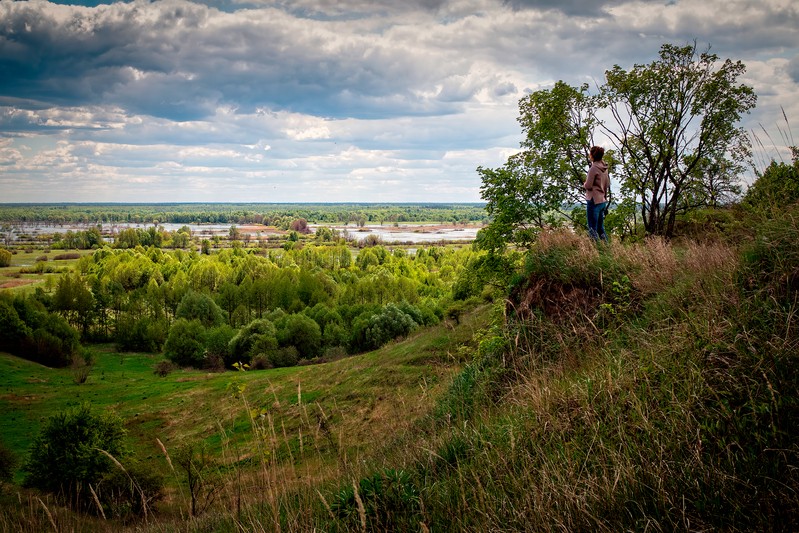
[587,199,607,242]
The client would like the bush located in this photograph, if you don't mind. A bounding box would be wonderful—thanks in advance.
[276,313,322,359]
[28,316,81,367]
[204,324,235,362]
[250,353,272,370]
[0,299,31,353]
[115,316,168,353]
[269,345,299,368]
[23,404,126,507]
[153,360,177,377]
[163,319,207,368]
[228,319,278,367]
[365,303,418,350]
[0,248,12,267]
[71,351,93,385]
[95,459,165,520]
[742,153,799,215]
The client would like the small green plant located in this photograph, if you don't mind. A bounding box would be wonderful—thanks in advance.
[23,404,127,508]
[329,469,421,531]
[599,274,632,319]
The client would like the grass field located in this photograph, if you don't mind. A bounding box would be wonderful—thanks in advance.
[0,249,93,293]
[0,305,486,490]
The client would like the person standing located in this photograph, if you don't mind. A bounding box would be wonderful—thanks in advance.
[584,146,610,242]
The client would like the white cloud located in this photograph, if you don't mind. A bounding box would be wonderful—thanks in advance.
[0,0,797,202]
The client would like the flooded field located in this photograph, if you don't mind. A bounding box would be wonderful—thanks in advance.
[2,222,480,244]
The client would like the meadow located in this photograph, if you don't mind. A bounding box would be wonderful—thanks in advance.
[1,199,797,531]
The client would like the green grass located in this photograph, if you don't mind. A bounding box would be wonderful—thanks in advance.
[0,249,92,293]
[0,306,486,490]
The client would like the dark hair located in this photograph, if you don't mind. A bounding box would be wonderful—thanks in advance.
[590,146,604,162]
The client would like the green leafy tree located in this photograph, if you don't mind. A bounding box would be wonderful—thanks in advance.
[204,324,235,363]
[479,42,756,244]
[742,149,799,214]
[176,290,225,327]
[53,273,94,334]
[23,404,126,506]
[228,318,278,367]
[0,299,31,353]
[477,81,597,252]
[115,315,168,353]
[276,313,322,359]
[164,318,207,367]
[602,42,756,236]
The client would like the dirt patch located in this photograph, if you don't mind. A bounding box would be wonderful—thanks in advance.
[0,279,36,289]
[508,274,602,323]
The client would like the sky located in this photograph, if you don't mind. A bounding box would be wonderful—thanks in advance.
[0,0,797,203]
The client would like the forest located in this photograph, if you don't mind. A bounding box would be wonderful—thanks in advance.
[1,208,483,372]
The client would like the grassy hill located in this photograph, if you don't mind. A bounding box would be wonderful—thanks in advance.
[0,301,486,531]
[1,206,798,532]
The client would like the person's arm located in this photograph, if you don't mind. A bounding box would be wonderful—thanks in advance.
[584,168,595,193]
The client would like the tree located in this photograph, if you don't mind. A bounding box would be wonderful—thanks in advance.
[23,404,126,506]
[164,318,207,367]
[742,149,799,214]
[53,273,94,334]
[477,81,598,252]
[276,313,322,359]
[478,42,756,244]
[176,290,225,327]
[228,318,278,367]
[602,43,756,236]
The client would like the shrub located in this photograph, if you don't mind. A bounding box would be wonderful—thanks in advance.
[23,404,126,507]
[0,248,11,267]
[163,319,207,368]
[174,442,222,517]
[269,345,299,368]
[0,299,31,353]
[115,316,168,353]
[742,153,799,215]
[329,469,421,531]
[360,303,417,351]
[250,353,272,370]
[27,315,80,368]
[276,313,322,359]
[204,324,235,362]
[153,360,177,377]
[228,319,278,367]
[95,459,165,520]
[53,252,81,260]
[71,351,93,385]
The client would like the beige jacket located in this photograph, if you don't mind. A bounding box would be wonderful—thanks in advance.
[584,161,610,204]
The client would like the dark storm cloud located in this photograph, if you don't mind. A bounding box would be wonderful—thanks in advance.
[0,1,460,122]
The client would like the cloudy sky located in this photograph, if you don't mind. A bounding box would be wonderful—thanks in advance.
[1,0,797,203]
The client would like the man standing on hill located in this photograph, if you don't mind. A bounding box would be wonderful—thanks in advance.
[584,146,610,242]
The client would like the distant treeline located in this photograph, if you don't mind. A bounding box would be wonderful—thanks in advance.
[0,203,488,225]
